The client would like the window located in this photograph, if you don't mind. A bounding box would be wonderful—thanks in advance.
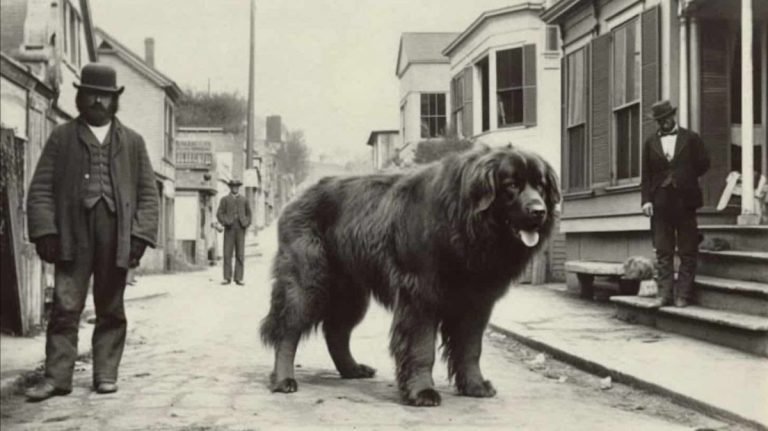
[496,45,537,128]
[164,101,174,159]
[546,26,560,52]
[497,48,524,127]
[612,18,641,181]
[420,93,446,138]
[566,48,589,190]
[62,1,82,67]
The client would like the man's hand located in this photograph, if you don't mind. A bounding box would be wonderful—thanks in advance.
[641,202,654,217]
[128,237,149,269]
[34,235,60,263]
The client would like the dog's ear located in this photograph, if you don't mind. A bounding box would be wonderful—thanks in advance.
[461,154,498,213]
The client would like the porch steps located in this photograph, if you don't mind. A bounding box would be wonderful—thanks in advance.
[698,225,768,251]
[695,275,768,317]
[697,250,768,283]
[611,296,768,356]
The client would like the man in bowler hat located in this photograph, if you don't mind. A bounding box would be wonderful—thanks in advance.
[641,100,710,308]
[217,179,252,285]
[25,63,159,400]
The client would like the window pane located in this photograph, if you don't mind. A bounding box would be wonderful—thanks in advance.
[437,117,446,136]
[437,94,445,116]
[567,49,586,126]
[420,118,430,138]
[497,89,524,126]
[615,105,640,179]
[568,125,587,189]
[497,48,522,89]
[421,94,429,116]
[613,26,627,107]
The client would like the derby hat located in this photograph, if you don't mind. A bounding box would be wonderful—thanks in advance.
[649,100,677,121]
[73,63,125,94]
[228,179,243,187]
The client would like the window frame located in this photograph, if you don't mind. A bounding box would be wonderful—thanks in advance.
[419,93,447,139]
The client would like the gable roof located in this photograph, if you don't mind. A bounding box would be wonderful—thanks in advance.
[396,32,459,77]
[94,27,182,100]
[443,2,546,56]
[366,130,399,147]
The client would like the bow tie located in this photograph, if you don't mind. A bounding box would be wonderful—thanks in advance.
[659,130,677,137]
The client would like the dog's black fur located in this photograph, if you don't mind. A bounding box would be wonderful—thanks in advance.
[260,145,560,406]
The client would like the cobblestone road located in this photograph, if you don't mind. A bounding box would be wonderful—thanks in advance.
[0,247,731,430]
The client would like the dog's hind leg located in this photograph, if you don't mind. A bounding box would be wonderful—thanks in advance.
[323,288,376,379]
[441,301,496,398]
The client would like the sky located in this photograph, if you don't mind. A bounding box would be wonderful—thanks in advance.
[90,0,518,162]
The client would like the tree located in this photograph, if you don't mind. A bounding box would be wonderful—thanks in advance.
[276,130,310,185]
[412,131,473,165]
[176,90,247,134]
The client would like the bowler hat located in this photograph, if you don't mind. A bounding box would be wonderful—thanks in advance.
[228,179,243,187]
[73,63,125,94]
[649,100,676,121]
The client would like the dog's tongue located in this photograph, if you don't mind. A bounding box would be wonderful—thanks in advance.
[519,230,540,247]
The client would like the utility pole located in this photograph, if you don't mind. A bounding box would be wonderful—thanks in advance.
[245,0,256,223]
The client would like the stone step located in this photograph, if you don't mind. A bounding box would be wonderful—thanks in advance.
[698,225,768,252]
[695,275,768,317]
[611,296,768,357]
[698,250,768,283]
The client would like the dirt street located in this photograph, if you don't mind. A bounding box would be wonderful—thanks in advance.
[0,249,736,430]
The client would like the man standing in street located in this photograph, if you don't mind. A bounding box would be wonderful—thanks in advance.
[217,179,251,285]
[641,100,710,308]
[25,63,159,401]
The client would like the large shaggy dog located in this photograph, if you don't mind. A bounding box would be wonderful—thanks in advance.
[260,145,560,406]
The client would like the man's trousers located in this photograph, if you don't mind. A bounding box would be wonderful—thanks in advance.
[652,187,699,302]
[45,200,127,390]
[223,224,245,282]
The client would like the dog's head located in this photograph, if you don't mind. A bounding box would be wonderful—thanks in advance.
[460,145,560,248]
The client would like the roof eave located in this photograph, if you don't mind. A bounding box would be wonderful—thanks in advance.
[443,3,545,56]
[541,0,585,24]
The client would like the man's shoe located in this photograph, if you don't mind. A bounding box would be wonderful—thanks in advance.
[649,297,673,308]
[674,297,690,308]
[94,382,118,394]
[25,381,70,402]
[221,280,231,285]
[235,280,245,286]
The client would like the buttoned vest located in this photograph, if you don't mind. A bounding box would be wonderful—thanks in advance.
[82,127,116,212]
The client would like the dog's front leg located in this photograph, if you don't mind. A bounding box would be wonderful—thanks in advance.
[390,290,440,407]
[442,302,496,398]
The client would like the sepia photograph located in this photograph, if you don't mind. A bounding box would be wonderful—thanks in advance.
[0,0,766,429]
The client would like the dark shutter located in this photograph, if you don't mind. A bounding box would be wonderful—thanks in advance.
[523,44,537,126]
[590,33,611,184]
[698,20,730,208]
[463,66,474,137]
[561,56,568,190]
[641,6,660,147]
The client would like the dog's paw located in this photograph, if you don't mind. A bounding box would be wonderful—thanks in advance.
[340,363,376,379]
[270,378,298,393]
[458,379,497,398]
[406,388,441,407]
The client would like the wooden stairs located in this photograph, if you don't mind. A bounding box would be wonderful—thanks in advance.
[611,225,768,357]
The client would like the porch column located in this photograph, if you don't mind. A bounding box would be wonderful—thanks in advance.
[678,13,689,128]
[689,16,701,132]
[738,0,757,224]
[762,22,767,181]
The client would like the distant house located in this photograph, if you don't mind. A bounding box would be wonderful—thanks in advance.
[440,2,565,283]
[1,0,97,335]
[396,32,460,164]
[95,28,182,272]
[367,129,401,171]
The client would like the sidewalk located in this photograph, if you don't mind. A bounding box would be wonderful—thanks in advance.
[0,273,175,399]
[490,283,768,430]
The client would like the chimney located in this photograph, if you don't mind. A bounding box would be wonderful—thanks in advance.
[144,37,155,67]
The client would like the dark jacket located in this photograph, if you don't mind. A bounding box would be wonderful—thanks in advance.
[641,127,710,209]
[27,117,159,268]
[217,194,251,229]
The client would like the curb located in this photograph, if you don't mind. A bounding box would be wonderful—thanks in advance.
[0,292,169,401]
[488,323,767,431]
